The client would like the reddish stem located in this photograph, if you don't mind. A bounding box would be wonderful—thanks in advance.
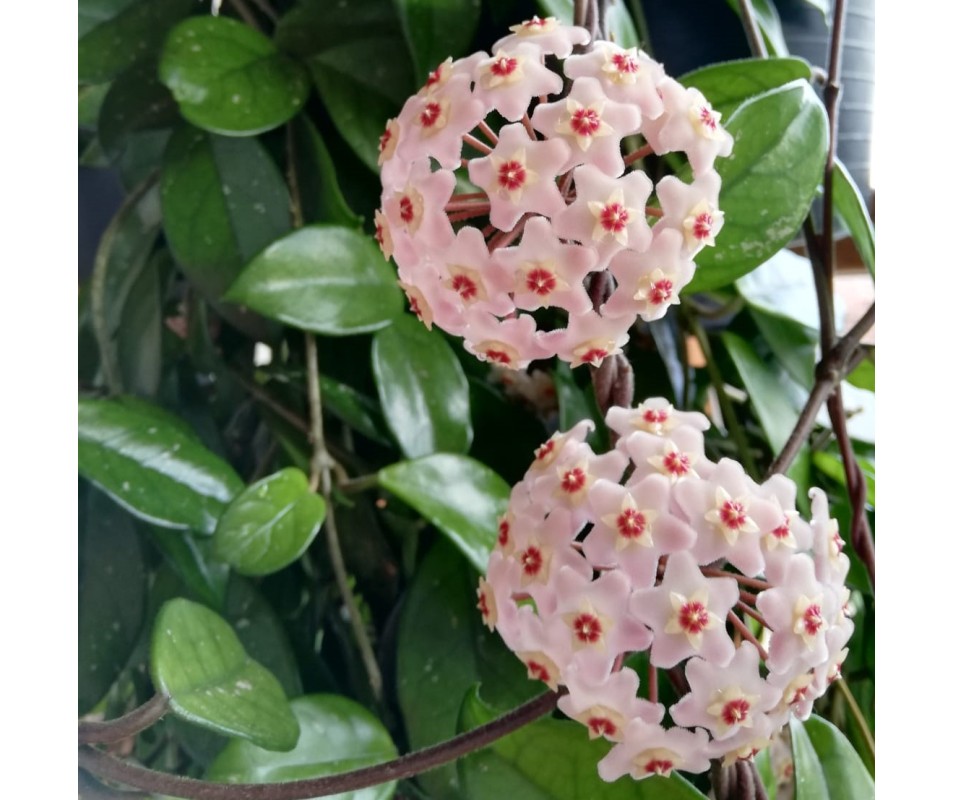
[727,610,769,660]
[478,120,499,145]
[623,143,654,166]
[463,133,493,154]
[645,206,663,218]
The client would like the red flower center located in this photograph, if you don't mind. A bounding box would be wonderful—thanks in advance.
[587,716,618,737]
[611,53,639,74]
[491,56,518,77]
[399,195,415,224]
[616,508,647,539]
[560,467,586,493]
[678,600,709,634]
[451,274,479,301]
[572,612,603,644]
[600,202,630,233]
[720,698,751,726]
[579,347,608,365]
[647,277,673,305]
[525,267,557,296]
[520,546,543,576]
[802,604,824,636]
[719,499,748,530]
[570,107,601,137]
[497,159,527,190]
[663,451,691,476]
[419,102,442,128]
[692,212,713,240]
[644,758,674,776]
[698,106,717,132]
[497,518,510,547]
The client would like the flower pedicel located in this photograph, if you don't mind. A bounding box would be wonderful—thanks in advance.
[478,399,852,781]
[376,17,733,370]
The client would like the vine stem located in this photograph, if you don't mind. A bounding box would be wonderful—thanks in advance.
[305,333,384,703]
[833,678,876,764]
[78,692,559,800]
[78,695,170,745]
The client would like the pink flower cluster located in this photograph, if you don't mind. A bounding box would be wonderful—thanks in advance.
[376,17,732,370]
[478,399,852,781]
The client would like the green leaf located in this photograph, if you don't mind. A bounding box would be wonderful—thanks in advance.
[225,225,403,335]
[395,0,480,83]
[832,159,875,277]
[398,541,534,800]
[160,16,309,137]
[214,468,326,576]
[552,361,593,433]
[320,375,393,446]
[378,454,509,571]
[801,715,874,795]
[307,56,403,171]
[679,57,812,120]
[79,397,244,534]
[90,177,162,394]
[116,247,163,397]
[813,450,875,508]
[79,0,137,39]
[749,306,818,390]
[602,0,639,49]
[151,599,299,751]
[99,58,179,158]
[161,125,290,334]
[688,81,828,293]
[289,115,362,227]
[149,527,230,611]
[79,0,194,84]
[845,357,874,392]
[790,717,831,800]
[721,331,801,457]
[724,0,789,56]
[274,0,406,58]
[79,487,146,713]
[372,314,473,458]
[206,694,397,796]
[459,689,708,800]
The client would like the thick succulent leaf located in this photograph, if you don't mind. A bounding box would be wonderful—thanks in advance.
[206,694,397,797]
[79,488,146,713]
[397,541,534,800]
[459,690,709,800]
[225,225,403,335]
[151,598,300,751]
[378,454,509,571]
[160,16,309,136]
[78,0,194,83]
[78,397,243,534]
[689,81,828,293]
[372,314,473,458]
[213,468,326,576]
[679,57,812,120]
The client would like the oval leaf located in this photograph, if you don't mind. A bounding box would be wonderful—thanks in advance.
[378,454,509,571]
[289,115,362,227]
[395,0,480,83]
[832,158,875,277]
[679,57,812,120]
[459,689,708,800]
[225,225,403,335]
[161,125,290,335]
[78,0,194,84]
[398,540,533,800]
[214,468,326,576]
[79,487,146,713]
[151,598,300,751]
[372,314,473,458]
[160,16,309,136]
[790,717,832,800]
[78,397,244,534]
[801,714,874,797]
[99,58,179,158]
[206,694,397,796]
[688,81,828,293]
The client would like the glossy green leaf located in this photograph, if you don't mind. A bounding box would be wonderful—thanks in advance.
[397,541,534,800]
[688,81,828,293]
[372,314,473,458]
[79,0,194,84]
[149,527,230,611]
[214,468,326,576]
[813,450,875,508]
[754,748,778,799]
[160,16,309,136]
[378,454,509,571]
[79,487,146,713]
[603,0,639,49]
[459,690,708,800]
[801,715,874,794]
[725,0,789,56]
[161,125,290,334]
[151,599,300,751]
[832,159,875,277]
[552,361,593,434]
[206,694,397,797]
[721,331,801,456]
[307,57,403,171]
[99,58,179,158]
[90,178,162,394]
[225,225,403,335]
[79,0,137,38]
[274,0,406,59]
[116,247,163,397]
[790,717,831,800]
[749,306,818,390]
[679,57,812,120]
[78,397,244,534]
[395,0,480,83]
[225,578,304,700]
[320,376,393,446]
[290,116,362,227]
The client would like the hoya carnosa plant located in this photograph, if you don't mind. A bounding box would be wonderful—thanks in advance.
[478,399,852,782]
[376,16,732,370]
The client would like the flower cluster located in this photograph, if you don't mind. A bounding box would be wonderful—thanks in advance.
[478,399,852,781]
[376,17,732,370]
